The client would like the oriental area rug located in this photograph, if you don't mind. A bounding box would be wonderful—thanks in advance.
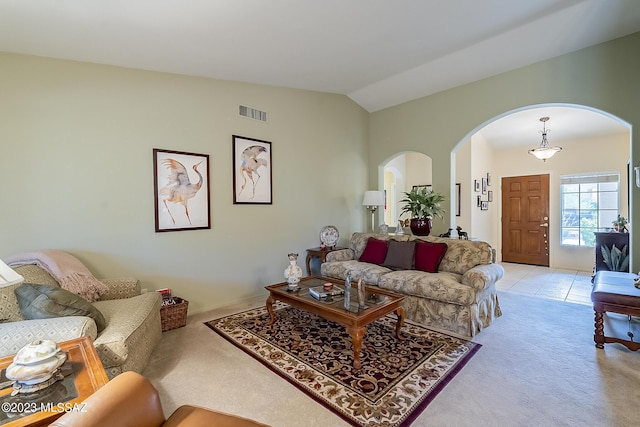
[205,304,480,427]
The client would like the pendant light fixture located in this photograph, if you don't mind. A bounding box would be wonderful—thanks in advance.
[528,116,562,161]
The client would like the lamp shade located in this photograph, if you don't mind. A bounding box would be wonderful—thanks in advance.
[0,259,23,288]
[528,146,562,160]
[362,191,385,207]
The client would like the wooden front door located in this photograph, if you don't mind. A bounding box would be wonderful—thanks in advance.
[501,174,550,266]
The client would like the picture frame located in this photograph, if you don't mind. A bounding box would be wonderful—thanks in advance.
[477,195,482,207]
[233,135,272,204]
[412,184,432,192]
[481,201,489,211]
[487,172,492,186]
[474,180,480,192]
[153,148,210,232]
[482,178,487,195]
[488,190,493,202]
[455,183,461,216]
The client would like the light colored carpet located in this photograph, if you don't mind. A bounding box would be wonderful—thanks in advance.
[143,292,640,426]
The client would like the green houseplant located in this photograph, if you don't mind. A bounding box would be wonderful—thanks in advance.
[612,214,628,232]
[601,244,629,272]
[399,186,446,236]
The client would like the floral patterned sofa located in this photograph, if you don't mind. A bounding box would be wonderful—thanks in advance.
[321,232,504,337]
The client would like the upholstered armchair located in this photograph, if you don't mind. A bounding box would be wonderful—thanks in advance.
[0,261,162,378]
[50,371,270,427]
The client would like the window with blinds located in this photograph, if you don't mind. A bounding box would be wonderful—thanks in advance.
[560,173,619,247]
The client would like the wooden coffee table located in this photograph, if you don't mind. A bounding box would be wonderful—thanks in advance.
[265,276,405,369]
[0,336,108,427]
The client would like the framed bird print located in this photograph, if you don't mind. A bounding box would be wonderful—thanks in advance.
[232,135,272,204]
[153,148,211,232]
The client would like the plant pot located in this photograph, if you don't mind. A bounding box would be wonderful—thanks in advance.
[410,218,432,236]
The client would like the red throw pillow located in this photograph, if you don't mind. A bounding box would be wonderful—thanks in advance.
[359,238,389,265]
[414,241,448,273]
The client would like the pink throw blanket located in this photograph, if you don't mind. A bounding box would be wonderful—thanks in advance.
[5,249,109,302]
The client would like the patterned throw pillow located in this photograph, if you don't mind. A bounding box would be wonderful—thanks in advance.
[14,283,106,332]
[0,283,25,322]
[358,238,389,265]
[414,241,448,273]
[382,240,417,270]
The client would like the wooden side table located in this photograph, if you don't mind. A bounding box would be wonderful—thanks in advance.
[0,336,108,427]
[305,247,345,275]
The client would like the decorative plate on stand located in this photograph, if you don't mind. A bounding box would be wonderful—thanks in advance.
[320,226,339,248]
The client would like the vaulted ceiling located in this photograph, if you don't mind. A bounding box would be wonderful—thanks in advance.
[1,0,638,139]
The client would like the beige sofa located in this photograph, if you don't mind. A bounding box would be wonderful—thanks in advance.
[321,232,504,337]
[0,264,162,378]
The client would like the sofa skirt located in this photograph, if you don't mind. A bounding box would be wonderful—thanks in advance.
[401,287,501,337]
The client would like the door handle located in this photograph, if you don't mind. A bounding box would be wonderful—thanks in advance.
[540,223,548,227]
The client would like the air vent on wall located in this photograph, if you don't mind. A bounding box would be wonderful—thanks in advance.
[239,105,267,122]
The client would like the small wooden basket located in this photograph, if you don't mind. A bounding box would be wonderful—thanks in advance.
[160,297,189,332]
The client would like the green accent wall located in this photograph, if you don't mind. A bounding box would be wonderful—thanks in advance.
[1,31,639,313]
[370,31,640,270]
[0,53,369,313]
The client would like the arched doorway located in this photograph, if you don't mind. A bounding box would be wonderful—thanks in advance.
[382,152,432,231]
[452,103,631,271]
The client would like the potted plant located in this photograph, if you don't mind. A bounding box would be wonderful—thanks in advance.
[398,186,446,236]
[612,214,628,232]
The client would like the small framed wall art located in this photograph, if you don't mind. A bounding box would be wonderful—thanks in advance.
[233,135,272,204]
[412,184,432,192]
[153,148,211,232]
[481,201,489,211]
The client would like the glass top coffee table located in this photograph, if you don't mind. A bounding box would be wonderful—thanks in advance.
[265,276,405,369]
[0,336,108,427]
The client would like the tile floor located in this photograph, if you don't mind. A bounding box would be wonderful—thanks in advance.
[497,262,594,305]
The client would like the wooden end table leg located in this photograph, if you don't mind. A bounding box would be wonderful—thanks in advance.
[594,309,605,349]
[395,307,405,339]
[347,326,366,369]
[305,253,312,276]
[266,294,276,325]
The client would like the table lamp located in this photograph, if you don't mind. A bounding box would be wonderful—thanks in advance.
[362,190,385,232]
[0,259,23,287]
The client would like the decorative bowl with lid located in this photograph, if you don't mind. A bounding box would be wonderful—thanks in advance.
[5,340,67,394]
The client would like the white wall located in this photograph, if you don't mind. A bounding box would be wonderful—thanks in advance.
[405,152,432,190]
[383,155,405,227]
[493,131,629,271]
[455,119,628,271]
[469,134,497,245]
[0,53,369,314]
[454,139,472,235]
[382,152,432,228]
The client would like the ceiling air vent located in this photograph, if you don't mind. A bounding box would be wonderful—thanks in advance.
[239,105,267,122]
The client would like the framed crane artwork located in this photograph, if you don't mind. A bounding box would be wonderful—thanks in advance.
[153,148,211,232]
[232,135,272,204]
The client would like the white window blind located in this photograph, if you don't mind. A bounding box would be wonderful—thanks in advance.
[560,173,620,247]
